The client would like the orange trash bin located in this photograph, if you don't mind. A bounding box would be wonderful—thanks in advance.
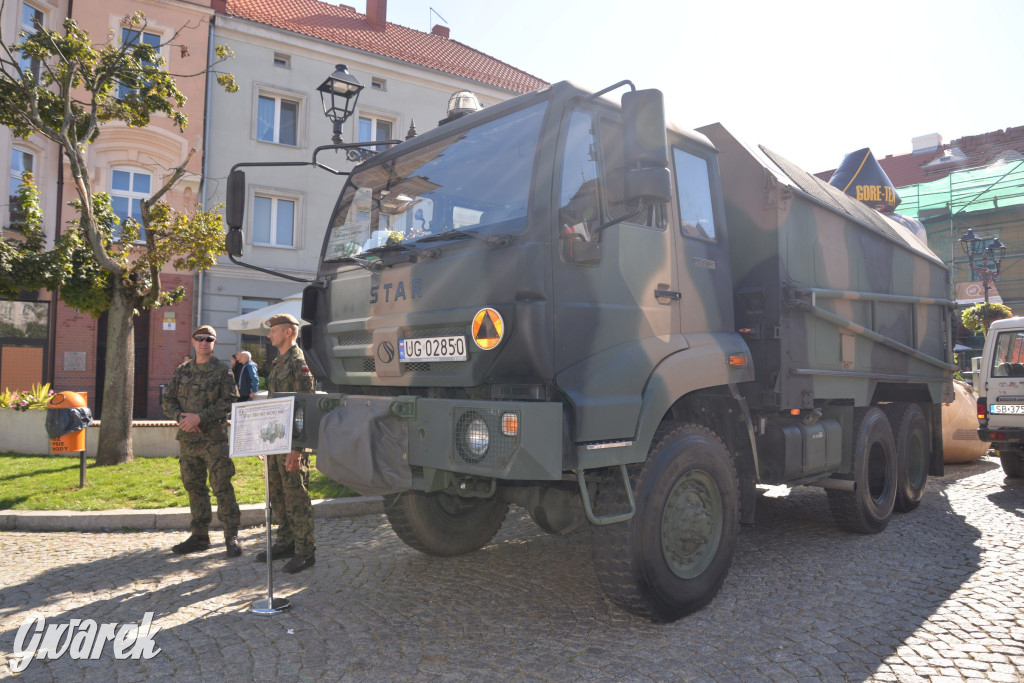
[48,391,89,453]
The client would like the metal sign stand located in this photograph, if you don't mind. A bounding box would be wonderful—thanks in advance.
[250,455,291,614]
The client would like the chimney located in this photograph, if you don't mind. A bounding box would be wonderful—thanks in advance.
[366,0,387,30]
[431,24,450,39]
[911,133,942,155]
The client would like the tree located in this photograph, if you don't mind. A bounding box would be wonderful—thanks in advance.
[0,10,237,464]
[961,301,1013,337]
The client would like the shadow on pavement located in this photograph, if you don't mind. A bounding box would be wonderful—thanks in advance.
[1,458,1015,680]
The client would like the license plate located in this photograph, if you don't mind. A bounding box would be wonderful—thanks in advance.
[399,336,467,362]
[990,404,1024,414]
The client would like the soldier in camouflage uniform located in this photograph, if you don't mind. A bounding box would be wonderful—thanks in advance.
[162,325,243,557]
[256,313,317,574]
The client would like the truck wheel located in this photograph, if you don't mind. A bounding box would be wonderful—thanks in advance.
[882,403,930,512]
[1000,451,1024,479]
[827,406,897,533]
[591,424,740,622]
[383,490,509,557]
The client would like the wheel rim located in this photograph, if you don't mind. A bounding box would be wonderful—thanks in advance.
[867,441,890,504]
[661,469,723,579]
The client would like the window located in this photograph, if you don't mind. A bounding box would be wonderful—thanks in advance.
[273,53,290,68]
[371,77,386,91]
[257,95,298,145]
[253,194,295,247]
[110,168,151,241]
[118,28,160,100]
[19,3,43,80]
[358,115,393,150]
[673,148,717,241]
[9,148,34,227]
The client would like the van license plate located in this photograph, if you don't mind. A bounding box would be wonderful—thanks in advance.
[990,404,1024,414]
[399,336,467,362]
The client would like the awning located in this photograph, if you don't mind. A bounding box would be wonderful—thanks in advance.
[227,292,306,332]
[955,281,1003,306]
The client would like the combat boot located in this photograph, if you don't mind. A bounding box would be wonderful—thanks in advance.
[172,533,211,554]
[282,552,315,574]
[225,536,242,557]
[254,542,294,562]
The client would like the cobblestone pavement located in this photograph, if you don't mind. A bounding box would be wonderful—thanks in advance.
[1,455,1022,682]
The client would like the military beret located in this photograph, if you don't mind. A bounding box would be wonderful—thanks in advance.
[192,324,217,338]
[267,313,300,327]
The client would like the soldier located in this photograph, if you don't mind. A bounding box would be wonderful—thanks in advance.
[256,313,316,574]
[162,325,243,557]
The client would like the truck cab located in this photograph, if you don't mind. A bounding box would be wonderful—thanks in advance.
[976,316,1024,478]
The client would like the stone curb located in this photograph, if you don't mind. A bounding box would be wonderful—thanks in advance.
[0,496,384,532]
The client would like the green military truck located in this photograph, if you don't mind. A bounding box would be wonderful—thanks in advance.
[225,80,954,622]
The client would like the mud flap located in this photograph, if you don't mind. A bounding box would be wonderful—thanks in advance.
[315,398,412,496]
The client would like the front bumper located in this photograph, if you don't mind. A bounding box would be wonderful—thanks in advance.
[285,393,565,483]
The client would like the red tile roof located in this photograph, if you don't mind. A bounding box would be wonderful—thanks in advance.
[221,0,548,94]
[816,125,1024,189]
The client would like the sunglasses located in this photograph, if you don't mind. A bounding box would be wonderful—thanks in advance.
[193,336,216,343]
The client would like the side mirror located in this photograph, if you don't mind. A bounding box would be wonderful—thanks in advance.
[621,89,672,204]
[226,169,245,230]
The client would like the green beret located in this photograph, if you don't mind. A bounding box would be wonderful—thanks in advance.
[192,324,217,338]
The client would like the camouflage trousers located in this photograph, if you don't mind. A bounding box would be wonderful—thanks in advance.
[267,451,315,556]
[179,440,240,538]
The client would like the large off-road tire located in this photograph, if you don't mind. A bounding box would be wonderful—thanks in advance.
[882,402,930,512]
[1000,451,1024,479]
[827,406,897,533]
[591,424,740,623]
[383,490,509,557]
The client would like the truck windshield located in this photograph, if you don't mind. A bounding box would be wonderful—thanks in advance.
[323,101,548,262]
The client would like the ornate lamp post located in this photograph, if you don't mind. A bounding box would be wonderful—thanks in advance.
[959,228,1007,305]
[317,64,364,145]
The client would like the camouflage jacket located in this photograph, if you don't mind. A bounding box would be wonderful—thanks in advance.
[162,356,239,443]
[268,345,315,397]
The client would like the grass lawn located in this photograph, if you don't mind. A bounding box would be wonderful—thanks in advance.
[0,452,356,511]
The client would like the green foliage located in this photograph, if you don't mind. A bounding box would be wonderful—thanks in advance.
[0,12,235,316]
[961,301,1013,336]
[0,382,54,411]
[0,453,354,510]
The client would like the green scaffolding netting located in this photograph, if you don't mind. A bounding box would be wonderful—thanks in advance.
[896,158,1024,219]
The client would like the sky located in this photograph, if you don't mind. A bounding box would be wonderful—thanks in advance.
[344,0,1024,173]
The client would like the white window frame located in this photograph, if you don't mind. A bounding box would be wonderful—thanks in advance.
[273,53,290,68]
[110,167,152,242]
[254,86,305,147]
[250,187,301,249]
[117,27,162,100]
[370,77,386,91]
[19,2,44,81]
[9,146,35,226]
[357,111,397,151]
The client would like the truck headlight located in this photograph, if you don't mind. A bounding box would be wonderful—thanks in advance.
[466,417,490,456]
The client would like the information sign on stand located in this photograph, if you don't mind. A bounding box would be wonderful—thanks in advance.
[230,396,295,614]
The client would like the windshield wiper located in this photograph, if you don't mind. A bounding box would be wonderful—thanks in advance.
[417,228,513,247]
[336,255,383,272]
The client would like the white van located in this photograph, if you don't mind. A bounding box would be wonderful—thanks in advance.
[977,316,1024,478]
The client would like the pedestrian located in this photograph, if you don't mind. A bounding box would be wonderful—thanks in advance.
[231,353,243,386]
[256,313,316,574]
[162,325,243,557]
[236,350,259,402]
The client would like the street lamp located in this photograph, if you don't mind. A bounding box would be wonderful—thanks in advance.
[317,64,364,144]
[959,228,1007,305]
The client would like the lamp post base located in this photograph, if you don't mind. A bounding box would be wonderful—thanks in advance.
[250,597,291,614]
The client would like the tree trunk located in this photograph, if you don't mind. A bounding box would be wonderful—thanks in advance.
[95,282,136,465]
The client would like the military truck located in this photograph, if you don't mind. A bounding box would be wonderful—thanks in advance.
[225,80,954,622]
[974,316,1024,478]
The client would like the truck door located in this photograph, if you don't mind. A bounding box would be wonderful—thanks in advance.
[669,145,734,336]
[552,107,677,443]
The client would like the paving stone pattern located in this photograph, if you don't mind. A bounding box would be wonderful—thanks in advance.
[0,456,1022,682]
